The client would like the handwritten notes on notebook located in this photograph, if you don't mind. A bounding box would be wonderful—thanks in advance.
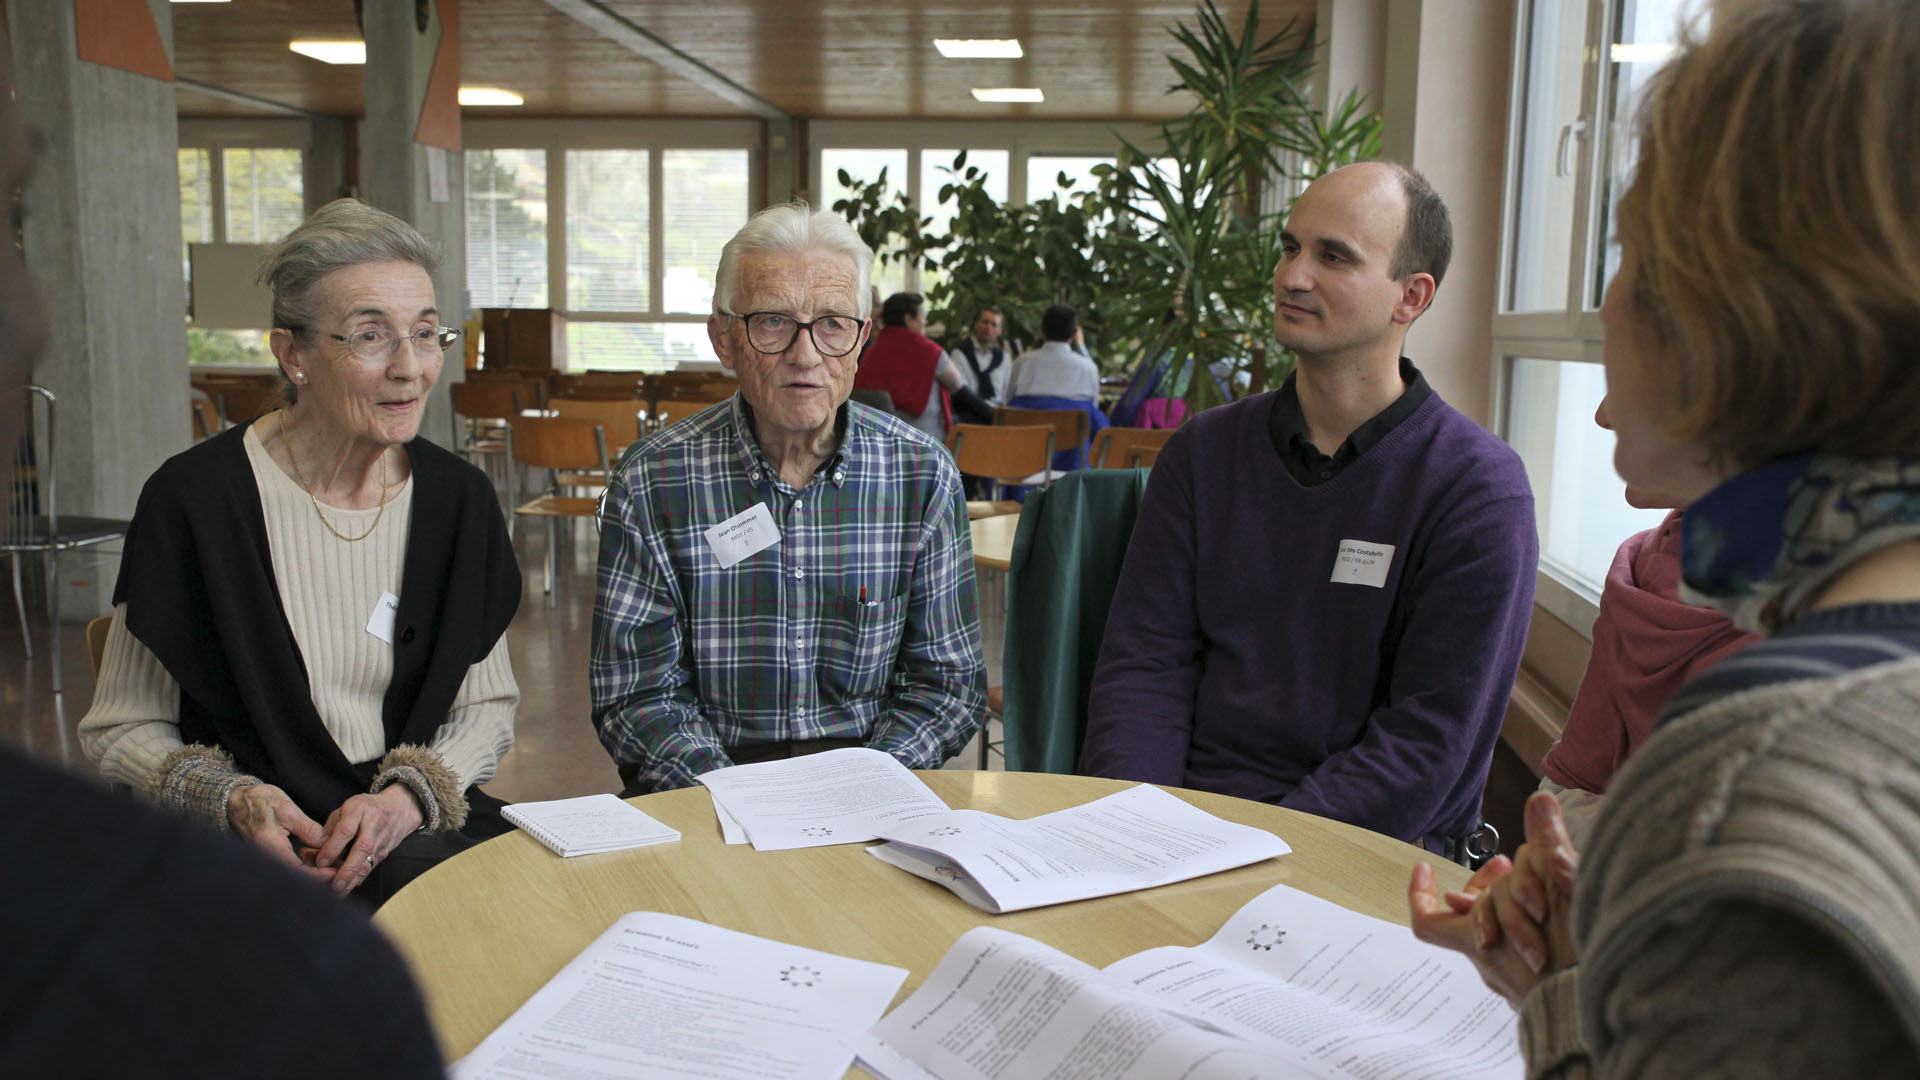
[502,794,680,857]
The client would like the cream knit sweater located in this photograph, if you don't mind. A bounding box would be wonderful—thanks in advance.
[79,426,518,800]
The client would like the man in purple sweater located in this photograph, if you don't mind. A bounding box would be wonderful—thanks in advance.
[1081,163,1536,857]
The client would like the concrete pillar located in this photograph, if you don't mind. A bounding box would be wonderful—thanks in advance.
[1313,0,1387,127]
[363,0,465,449]
[1375,0,1516,428]
[8,0,187,619]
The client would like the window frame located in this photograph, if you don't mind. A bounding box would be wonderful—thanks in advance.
[465,118,762,370]
[177,118,314,245]
[1492,0,1647,638]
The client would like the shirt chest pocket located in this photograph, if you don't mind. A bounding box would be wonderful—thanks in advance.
[814,587,909,699]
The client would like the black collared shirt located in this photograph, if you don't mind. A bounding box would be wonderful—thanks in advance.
[1267,357,1432,486]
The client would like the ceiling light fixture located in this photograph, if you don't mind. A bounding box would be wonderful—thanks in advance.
[1610,42,1680,63]
[936,39,1023,59]
[971,88,1043,103]
[459,87,525,107]
[288,40,366,65]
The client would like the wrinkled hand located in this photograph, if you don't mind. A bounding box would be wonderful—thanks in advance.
[1409,792,1581,1006]
[312,785,425,895]
[227,782,333,883]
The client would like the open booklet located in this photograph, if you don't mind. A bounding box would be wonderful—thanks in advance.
[866,783,1291,913]
[453,912,908,1080]
[856,882,1522,1080]
[695,747,952,851]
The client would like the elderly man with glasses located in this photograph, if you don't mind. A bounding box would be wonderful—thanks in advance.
[590,202,988,796]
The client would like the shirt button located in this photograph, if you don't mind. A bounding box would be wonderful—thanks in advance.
[793,568,805,579]
[794,498,803,508]
[833,472,844,483]
[1319,469,1331,480]
[794,636,805,648]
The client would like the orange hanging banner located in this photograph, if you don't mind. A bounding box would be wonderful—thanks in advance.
[73,0,175,82]
[415,0,462,152]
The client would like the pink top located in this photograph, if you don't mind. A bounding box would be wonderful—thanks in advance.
[1541,510,1758,793]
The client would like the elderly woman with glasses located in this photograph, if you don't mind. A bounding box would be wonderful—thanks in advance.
[80,198,521,906]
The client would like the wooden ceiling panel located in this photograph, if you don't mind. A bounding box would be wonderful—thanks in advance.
[170,0,1318,121]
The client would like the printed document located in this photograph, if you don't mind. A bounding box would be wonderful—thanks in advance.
[857,882,1522,1080]
[696,747,951,851]
[866,783,1290,912]
[454,912,907,1080]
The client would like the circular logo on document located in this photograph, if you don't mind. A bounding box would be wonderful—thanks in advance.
[780,965,822,988]
[1246,924,1287,951]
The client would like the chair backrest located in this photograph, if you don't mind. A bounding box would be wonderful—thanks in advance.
[996,406,1088,450]
[549,396,644,451]
[1000,468,1154,773]
[9,385,56,541]
[510,415,612,475]
[86,615,112,677]
[946,423,1054,484]
[1128,445,1161,469]
[1090,426,1175,468]
[450,381,524,421]
[654,397,732,427]
[190,391,219,441]
[551,371,644,400]
[218,385,284,425]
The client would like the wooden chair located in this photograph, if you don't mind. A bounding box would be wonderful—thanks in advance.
[551,371,644,400]
[651,396,731,431]
[510,415,612,609]
[86,614,111,676]
[549,397,645,488]
[995,406,1089,481]
[217,384,285,426]
[1129,445,1161,469]
[450,381,525,514]
[190,390,220,441]
[1090,426,1175,468]
[945,423,1054,501]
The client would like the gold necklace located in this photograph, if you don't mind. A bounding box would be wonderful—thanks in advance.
[284,415,392,543]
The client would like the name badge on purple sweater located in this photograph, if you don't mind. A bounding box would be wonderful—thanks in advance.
[1332,540,1395,588]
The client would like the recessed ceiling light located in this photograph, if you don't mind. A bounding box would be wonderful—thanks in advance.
[459,87,525,107]
[1610,42,1680,63]
[971,88,1043,103]
[288,40,366,65]
[936,39,1023,59]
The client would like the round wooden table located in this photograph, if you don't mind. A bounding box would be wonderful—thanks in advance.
[374,771,1465,1068]
[968,512,1020,572]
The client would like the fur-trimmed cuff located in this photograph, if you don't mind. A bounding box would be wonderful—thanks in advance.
[153,745,262,833]
[1518,968,1587,1079]
[371,745,467,832]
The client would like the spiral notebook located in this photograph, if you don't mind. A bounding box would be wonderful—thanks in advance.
[502,794,681,857]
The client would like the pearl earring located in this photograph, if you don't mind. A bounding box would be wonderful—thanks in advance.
[294,373,305,383]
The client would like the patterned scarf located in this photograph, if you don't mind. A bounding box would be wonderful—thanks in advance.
[1680,456,1920,634]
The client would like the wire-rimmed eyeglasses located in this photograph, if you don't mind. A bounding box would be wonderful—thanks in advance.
[729,311,866,358]
[327,325,461,362]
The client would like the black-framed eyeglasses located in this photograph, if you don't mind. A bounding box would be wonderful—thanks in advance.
[730,311,865,358]
[327,325,461,361]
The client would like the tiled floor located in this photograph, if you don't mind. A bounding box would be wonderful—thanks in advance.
[0,515,1008,801]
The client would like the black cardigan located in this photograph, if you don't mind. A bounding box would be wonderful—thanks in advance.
[113,421,521,819]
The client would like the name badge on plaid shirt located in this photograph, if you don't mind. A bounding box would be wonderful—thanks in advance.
[705,502,782,568]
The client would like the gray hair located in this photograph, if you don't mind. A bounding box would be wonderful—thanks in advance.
[258,198,440,338]
[712,201,873,319]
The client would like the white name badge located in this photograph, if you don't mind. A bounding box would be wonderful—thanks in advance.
[366,590,401,643]
[1330,539,1395,589]
[705,502,782,569]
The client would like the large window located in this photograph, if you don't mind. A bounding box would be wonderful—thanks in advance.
[465,133,753,372]
[820,148,910,299]
[1496,0,1705,623]
[177,141,305,367]
[465,149,548,309]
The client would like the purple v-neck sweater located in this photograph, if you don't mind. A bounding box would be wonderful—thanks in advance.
[1081,388,1536,843]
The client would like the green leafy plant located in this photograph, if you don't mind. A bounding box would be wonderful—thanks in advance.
[832,0,1382,412]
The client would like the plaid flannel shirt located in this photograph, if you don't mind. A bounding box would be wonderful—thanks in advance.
[590,395,987,793]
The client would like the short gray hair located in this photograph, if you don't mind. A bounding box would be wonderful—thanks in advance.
[712,202,873,319]
[258,198,439,339]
